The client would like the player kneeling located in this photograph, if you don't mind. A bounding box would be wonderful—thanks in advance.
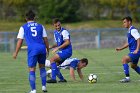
[45,58,88,82]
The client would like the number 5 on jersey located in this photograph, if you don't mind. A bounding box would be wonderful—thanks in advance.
[31,27,37,37]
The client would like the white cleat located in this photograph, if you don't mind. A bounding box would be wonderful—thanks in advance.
[42,86,47,92]
[29,90,36,93]
[119,78,130,83]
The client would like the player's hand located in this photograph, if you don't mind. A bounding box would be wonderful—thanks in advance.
[52,47,59,54]
[13,52,17,59]
[115,48,122,51]
[133,49,138,54]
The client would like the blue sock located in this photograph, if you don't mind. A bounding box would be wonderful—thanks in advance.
[29,71,36,90]
[123,64,129,77]
[40,68,46,86]
[57,69,64,80]
[134,66,140,74]
[51,62,58,80]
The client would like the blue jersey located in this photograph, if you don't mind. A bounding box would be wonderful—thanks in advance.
[127,26,140,53]
[54,27,72,54]
[18,21,47,56]
[59,58,80,70]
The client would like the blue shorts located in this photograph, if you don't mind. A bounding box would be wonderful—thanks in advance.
[28,53,46,67]
[128,53,140,64]
[57,50,72,63]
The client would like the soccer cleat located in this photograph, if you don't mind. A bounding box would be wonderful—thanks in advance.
[119,78,130,83]
[42,86,47,92]
[29,90,36,93]
[58,79,67,83]
[47,79,57,83]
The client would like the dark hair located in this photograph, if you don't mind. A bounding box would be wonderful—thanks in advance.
[81,58,88,65]
[52,18,60,24]
[122,16,132,23]
[25,10,35,20]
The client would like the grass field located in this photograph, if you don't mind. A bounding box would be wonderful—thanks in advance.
[0,48,140,93]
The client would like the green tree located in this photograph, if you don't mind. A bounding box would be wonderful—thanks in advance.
[38,0,80,23]
[128,0,139,22]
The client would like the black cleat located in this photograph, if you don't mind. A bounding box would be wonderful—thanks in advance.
[47,79,57,83]
[42,90,48,92]
[58,79,67,83]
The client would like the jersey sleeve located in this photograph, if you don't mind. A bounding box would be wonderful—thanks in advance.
[61,30,70,40]
[131,29,140,40]
[42,26,47,37]
[17,27,24,39]
[70,60,78,70]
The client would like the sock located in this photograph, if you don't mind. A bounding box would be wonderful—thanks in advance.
[126,77,130,80]
[29,71,36,90]
[51,62,58,80]
[40,68,46,86]
[47,69,52,74]
[57,69,64,80]
[134,66,140,74]
[123,64,129,77]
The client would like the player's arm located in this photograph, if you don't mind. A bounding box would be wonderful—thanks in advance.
[116,42,129,51]
[70,67,76,81]
[134,38,140,54]
[42,26,50,56]
[131,29,140,54]
[13,27,24,59]
[52,30,70,53]
[49,44,57,49]
[13,39,23,59]
[52,40,70,53]
[43,37,49,56]
[58,39,70,49]
[77,68,84,81]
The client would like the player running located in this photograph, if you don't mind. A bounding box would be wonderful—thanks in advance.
[46,18,72,83]
[13,10,49,93]
[116,16,140,83]
[45,58,88,82]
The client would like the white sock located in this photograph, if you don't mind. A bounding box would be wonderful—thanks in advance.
[126,77,130,80]
[47,69,52,74]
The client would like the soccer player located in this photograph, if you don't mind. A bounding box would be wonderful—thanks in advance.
[116,16,140,83]
[45,58,88,82]
[47,18,72,83]
[13,10,49,93]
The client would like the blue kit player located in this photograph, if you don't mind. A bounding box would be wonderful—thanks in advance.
[45,58,88,81]
[47,18,72,83]
[13,10,49,93]
[116,16,140,83]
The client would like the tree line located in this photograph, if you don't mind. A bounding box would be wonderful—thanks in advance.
[0,0,140,23]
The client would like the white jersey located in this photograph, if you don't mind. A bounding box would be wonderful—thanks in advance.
[45,58,79,69]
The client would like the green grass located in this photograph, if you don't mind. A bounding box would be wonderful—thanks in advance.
[0,20,140,31]
[0,49,140,93]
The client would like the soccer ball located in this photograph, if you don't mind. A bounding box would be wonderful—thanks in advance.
[88,74,97,83]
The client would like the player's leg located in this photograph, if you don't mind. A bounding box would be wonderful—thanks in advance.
[45,59,52,78]
[46,69,52,78]
[57,69,67,82]
[56,51,71,82]
[28,55,37,93]
[38,54,47,92]
[131,63,140,74]
[120,55,131,83]
[47,54,61,83]
[29,67,36,93]
[130,54,140,74]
